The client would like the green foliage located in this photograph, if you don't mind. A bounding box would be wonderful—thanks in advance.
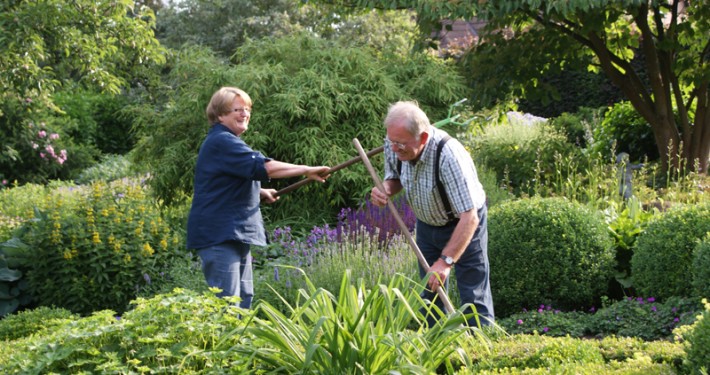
[472,121,581,195]
[157,1,418,57]
[591,101,658,162]
[692,234,710,298]
[133,34,468,222]
[0,0,165,100]
[246,270,484,373]
[0,238,32,317]
[488,197,615,317]
[603,197,659,296]
[588,296,701,341]
[499,307,589,337]
[678,299,710,374]
[18,179,183,315]
[548,107,605,148]
[54,89,138,156]
[0,306,77,341]
[469,334,684,373]
[0,289,252,374]
[631,202,710,300]
[74,154,136,185]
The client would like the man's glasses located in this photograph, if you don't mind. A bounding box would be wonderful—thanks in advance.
[384,137,407,150]
[232,107,251,115]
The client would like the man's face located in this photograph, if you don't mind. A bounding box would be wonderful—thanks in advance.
[386,120,428,161]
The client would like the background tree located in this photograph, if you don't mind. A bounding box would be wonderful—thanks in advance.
[156,0,417,58]
[0,0,166,183]
[330,0,710,174]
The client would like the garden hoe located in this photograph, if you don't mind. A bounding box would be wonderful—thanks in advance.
[352,138,456,315]
[274,145,385,198]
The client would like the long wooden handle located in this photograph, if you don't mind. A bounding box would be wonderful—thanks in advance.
[274,145,385,197]
[352,138,455,315]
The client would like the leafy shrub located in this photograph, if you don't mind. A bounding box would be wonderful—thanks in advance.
[588,296,700,341]
[0,306,76,341]
[499,305,590,337]
[74,154,136,185]
[19,179,183,315]
[591,101,658,162]
[631,202,710,300]
[0,289,251,374]
[488,197,615,317]
[678,298,710,374]
[692,234,710,298]
[547,106,604,148]
[469,334,682,373]
[0,97,98,184]
[603,198,659,297]
[472,122,581,195]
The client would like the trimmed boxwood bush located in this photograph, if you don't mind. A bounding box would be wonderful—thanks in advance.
[677,298,710,374]
[631,202,710,300]
[692,234,710,298]
[488,197,615,317]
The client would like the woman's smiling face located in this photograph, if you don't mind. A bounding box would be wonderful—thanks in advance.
[218,96,251,136]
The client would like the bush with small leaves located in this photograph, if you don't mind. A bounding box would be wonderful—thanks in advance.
[631,202,710,300]
[489,197,615,317]
[692,234,710,298]
[20,179,184,315]
[676,298,710,374]
[0,306,76,341]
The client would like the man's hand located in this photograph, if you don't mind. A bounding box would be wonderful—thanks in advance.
[370,186,388,207]
[428,259,452,291]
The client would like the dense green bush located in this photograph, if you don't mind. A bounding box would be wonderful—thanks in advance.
[547,106,605,148]
[591,101,658,162]
[631,202,710,300]
[472,122,581,195]
[0,306,77,341]
[488,197,615,317]
[18,179,184,315]
[678,298,710,374]
[692,234,710,298]
[74,154,136,185]
[588,296,700,341]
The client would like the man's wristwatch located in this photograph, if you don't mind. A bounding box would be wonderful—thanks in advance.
[440,255,455,266]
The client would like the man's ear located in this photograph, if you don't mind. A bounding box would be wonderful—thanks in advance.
[419,131,430,145]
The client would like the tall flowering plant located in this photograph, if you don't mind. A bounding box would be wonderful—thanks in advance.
[19,178,182,315]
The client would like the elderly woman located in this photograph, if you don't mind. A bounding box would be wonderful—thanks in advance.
[187,87,329,308]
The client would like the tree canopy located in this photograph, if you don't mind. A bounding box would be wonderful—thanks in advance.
[329,0,710,174]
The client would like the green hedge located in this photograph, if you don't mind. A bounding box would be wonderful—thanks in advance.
[631,202,710,300]
[488,197,615,317]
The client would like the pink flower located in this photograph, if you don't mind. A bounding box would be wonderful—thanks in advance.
[517,319,523,325]
[39,152,46,159]
[49,133,59,140]
[32,142,39,149]
[38,130,46,138]
[2,180,7,185]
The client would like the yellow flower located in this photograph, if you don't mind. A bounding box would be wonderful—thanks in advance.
[92,231,101,244]
[142,243,154,257]
[63,249,73,260]
[159,238,168,250]
[124,254,131,263]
